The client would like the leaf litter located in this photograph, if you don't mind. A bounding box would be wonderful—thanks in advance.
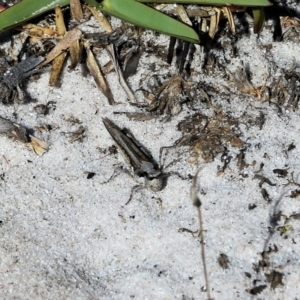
[0,1,300,299]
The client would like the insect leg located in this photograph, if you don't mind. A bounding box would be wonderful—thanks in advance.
[125,184,145,205]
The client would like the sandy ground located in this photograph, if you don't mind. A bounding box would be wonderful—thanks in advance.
[0,3,300,300]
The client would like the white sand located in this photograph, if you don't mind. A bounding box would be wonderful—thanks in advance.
[0,8,300,300]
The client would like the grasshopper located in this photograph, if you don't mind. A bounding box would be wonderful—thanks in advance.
[0,0,272,43]
[102,117,166,204]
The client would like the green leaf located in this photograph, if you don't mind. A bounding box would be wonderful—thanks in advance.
[0,0,69,32]
[85,0,200,43]
[252,7,266,33]
[138,0,272,7]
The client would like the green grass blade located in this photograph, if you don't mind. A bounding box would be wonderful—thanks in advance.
[84,0,199,43]
[0,0,70,32]
[138,0,272,7]
[252,7,266,33]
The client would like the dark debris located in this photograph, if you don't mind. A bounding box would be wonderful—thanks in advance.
[247,285,267,295]
[0,56,44,104]
[218,253,230,269]
[175,111,244,162]
[265,270,284,290]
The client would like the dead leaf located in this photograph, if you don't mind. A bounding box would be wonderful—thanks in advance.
[49,52,67,86]
[39,28,82,68]
[55,6,66,35]
[106,44,137,104]
[28,135,49,155]
[69,39,82,70]
[223,7,235,34]
[85,5,112,33]
[84,41,115,105]
[23,24,56,37]
[70,0,83,22]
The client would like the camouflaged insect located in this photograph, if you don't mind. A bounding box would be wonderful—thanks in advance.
[103,117,166,203]
[0,56,44,104]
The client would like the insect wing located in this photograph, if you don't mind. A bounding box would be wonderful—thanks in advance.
[102,118,156,174]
